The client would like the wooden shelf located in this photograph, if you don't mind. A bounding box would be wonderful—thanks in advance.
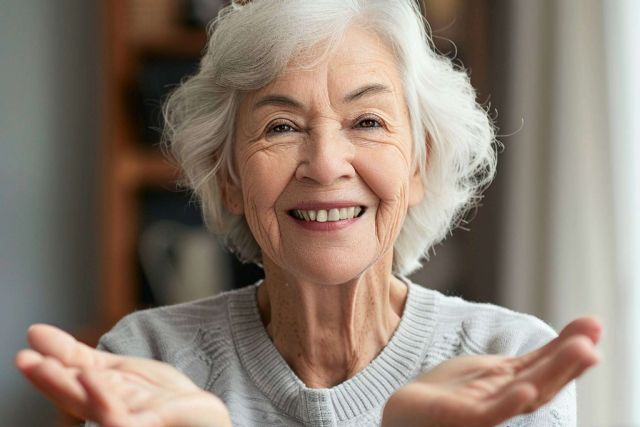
[96,0,206,334]
[133,28,208,58]
[114,147,180,189]
[98,0,207,319]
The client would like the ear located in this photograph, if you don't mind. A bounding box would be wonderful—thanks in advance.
[408,136,428,207]
[220,173,244,215]
[407,163,424,207]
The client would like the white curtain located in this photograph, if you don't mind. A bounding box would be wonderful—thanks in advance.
[499,0,639,425]
[604,0,640,422]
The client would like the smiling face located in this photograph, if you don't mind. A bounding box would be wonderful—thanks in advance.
[225,26,424,285]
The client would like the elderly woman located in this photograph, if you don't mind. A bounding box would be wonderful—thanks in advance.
[16,1,600,426]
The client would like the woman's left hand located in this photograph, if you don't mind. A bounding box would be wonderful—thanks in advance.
[15,324,232,427]
[381,317,601,427]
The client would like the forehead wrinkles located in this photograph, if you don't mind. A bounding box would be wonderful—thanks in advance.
[246,28,405,113]
[249,62,404,121]
[268,65,333,113]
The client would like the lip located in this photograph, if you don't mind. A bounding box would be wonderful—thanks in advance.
[287,213,362,232]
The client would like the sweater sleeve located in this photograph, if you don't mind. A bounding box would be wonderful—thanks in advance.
[83,295,233,427]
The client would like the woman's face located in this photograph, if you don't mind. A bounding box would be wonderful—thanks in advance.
[228,26,424,285]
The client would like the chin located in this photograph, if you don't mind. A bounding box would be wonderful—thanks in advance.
[284,249,377,286]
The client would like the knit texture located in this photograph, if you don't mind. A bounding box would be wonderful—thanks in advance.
[93,280,575,426]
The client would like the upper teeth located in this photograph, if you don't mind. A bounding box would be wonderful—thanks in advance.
[292,207,363,222]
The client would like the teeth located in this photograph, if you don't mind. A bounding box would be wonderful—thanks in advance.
[291,206,364,222]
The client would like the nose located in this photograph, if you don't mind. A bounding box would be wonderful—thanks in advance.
[295,126,356,186]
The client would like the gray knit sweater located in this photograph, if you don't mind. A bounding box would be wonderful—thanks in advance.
[94,280,575,426]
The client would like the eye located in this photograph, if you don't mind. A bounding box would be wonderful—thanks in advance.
[267,120,297,135]
[355,115,384,129]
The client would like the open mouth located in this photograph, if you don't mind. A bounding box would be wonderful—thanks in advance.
[288,206,366,223]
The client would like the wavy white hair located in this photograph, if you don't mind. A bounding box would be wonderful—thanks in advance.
[162,0,497,275]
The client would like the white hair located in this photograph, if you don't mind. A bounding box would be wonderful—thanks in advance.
[162,0,497,275]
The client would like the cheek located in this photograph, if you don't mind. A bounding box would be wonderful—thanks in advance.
[237,148,299,259]
[354,144,412,251]
[354,144,411,203]
[238,147,298,222]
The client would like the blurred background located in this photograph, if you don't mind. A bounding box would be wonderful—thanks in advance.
[0,0,638,425]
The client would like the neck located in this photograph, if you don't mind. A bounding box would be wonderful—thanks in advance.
[256,255,408,388]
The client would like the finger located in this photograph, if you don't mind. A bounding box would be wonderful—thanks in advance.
[20,354,90,420]
[396,384,528,427]
[15,349,45,371]
[558,316,602,345]
[28,325,194,391]
[519,335,598,404]
[416,355,507,385]
[16,349,87,416]
[81,371,225,427]
[477,382,538,426]
[82,369,164,412]
[111,357,198,391]
[27,324,116,369]
[511,316,602,371]
[78,370,129,423]
[426,382,537,427]
[78,370,125,412]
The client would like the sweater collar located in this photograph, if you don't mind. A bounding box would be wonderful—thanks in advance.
[227,278,437,423]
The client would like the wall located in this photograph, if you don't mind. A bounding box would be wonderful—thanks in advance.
[0,1,99,424]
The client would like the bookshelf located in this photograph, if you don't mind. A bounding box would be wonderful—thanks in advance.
[99,0,207,330]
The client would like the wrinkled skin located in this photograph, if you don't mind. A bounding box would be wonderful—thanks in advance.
[226,26,423,286]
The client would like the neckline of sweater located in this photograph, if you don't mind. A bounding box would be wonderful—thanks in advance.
[226,277,439,422]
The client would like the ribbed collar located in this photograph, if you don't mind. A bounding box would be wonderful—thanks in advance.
[227,278,438,424]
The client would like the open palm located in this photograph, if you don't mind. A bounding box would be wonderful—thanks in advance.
[15,324,231,427]
[382,317,601,427]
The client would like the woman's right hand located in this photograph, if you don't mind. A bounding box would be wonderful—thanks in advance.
[15,324,232,427]
[381,317,601,427]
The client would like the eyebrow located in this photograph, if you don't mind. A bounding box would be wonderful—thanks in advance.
[252,83,392,111]
[253,95,304,111]
[343,83,392,103]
